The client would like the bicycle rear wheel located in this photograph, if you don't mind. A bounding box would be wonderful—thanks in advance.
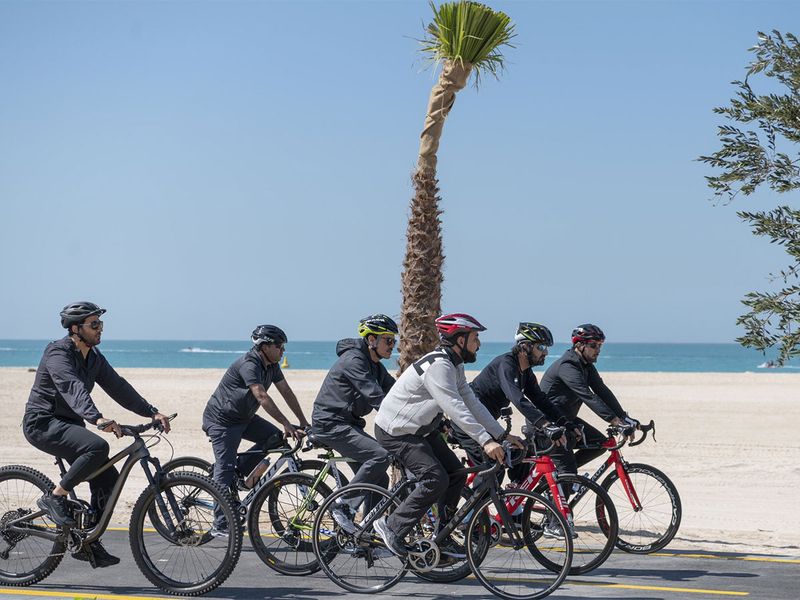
[160,456,212,477]
[248,472,332,575]
[532,474,618,574]
[468,489,571,600]
[601,462,681,553]
[0,465,64,586]
[129,472,242,596]
[312,484,407,594]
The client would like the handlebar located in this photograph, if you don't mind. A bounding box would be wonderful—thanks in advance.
[97,413,177,437]
[605,419,656,449]
[628,419,656,446]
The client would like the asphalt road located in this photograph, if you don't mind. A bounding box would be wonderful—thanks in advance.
[0,529,797,600]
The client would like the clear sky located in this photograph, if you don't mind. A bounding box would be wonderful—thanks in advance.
[1,0,797,343]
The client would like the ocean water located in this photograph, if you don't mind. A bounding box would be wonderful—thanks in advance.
[0,339,795,373]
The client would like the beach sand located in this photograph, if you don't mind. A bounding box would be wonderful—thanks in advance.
[1,367,797,557]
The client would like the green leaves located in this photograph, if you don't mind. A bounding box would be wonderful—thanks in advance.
[700,31,800,364]
[420,0,516,86]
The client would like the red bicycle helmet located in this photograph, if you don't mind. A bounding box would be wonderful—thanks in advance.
[435,313,486,339]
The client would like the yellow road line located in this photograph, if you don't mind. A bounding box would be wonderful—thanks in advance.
[0,590,168,600]
[653,551,800,564]
[570,580,749,596]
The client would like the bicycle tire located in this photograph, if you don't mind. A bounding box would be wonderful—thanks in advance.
[160,456,212,477]
[531,474,618,574]
[601,462,681,553]
[248,472,333,575]
[129,472,242,596]
[468,488,572,600]
[0,465,64,586]
[312,483,407,594]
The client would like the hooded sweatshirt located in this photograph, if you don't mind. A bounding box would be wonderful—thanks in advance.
[311,338,395,429]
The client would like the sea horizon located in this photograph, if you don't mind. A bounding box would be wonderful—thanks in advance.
[0,339,795,373]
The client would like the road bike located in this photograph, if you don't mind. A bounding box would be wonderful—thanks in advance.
[0,415,242,596]
[312,445,572,600]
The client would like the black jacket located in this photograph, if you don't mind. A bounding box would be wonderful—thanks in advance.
[311,338,395,429]
[470,352,563,426]
[540,347,626,422]
[25,336,155,425]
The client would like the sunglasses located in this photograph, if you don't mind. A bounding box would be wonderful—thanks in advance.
[533,343,549,352]
[382,336,397,346]
[586,341,603,350]
[80,320,103,331]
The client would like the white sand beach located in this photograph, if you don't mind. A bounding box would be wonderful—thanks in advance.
[1,367,797,557]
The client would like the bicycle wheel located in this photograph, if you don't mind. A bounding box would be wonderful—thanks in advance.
[468,489,571,600]
[601,462,681,553]
[160,456,212,477]
[248,472,332,575]
[531,474,618,574]
[129,472,242,596]
[413,487,490,583]
[312,483,407,594]
[0,465,64,586]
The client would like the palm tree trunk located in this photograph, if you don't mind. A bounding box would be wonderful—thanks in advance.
[399,59,472,372]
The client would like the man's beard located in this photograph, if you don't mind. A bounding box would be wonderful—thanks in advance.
[462,348,478,363]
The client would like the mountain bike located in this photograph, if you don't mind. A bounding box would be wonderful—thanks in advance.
[579,420,681,553]
[244,431,353,575]
[312,445,572,600]
[0,415,242,596]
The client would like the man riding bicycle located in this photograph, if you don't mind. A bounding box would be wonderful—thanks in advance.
[448,322,567,483]
[373,313,524,558]
[202,324,310,535]
[310,314,397,530]
[540,324,640,485]
[23,301,171,568]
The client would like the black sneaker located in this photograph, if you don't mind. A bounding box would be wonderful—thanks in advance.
[373,517,408,558]
[37,493,76,527]
[72,540,120,568]
[438,536,466,567]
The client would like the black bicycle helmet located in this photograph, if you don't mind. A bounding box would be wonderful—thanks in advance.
[571,324,605,344]
[515,322,554,346]
[60,301,106,329]
[358,314,399,337]
[251,324,288,346]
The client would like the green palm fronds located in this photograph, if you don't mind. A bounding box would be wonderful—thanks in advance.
[420,0,516,85]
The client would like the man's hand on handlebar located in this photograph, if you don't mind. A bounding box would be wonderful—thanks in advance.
[542,423,567,447]
[96,418,122,439]
[482,440,506,463]
[152,412,171,434]
[283,422,306,441]
[505,433,525,450]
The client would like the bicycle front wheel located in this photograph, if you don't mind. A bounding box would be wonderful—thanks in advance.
[0,465,64,586]
[312,483,407,594]
[129,472,242,596]
[601,462,681,553]
[160,456,212,477]
[248,472,332,575]
[468,489,571,600]
[532,474,618,574]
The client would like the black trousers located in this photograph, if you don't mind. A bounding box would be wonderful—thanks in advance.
[374,425,465,540]
[312,422,390,489]
[23,412,118,516]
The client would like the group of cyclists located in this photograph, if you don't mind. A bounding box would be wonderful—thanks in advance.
[23,300,641,569]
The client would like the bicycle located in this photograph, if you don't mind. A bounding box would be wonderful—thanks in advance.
[0,415,242,596]
[578,419,681,553]
[245,431,354,575]
[312,444,573,600]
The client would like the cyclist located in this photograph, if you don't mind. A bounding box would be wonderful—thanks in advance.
[373,313,524,558]
[540,324,640,484]
[310,314,397,530]
[448,322,567,483]
[202,324,310,535]
[23,301,171,568]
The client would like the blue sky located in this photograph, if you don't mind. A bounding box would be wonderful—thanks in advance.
[1,0,797,343]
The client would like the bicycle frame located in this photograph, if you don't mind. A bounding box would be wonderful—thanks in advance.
[9,431,175,548]
[576,438,643,511]
[287,449,352,532]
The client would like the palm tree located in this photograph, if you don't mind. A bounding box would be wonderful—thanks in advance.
[398,1,515,371]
